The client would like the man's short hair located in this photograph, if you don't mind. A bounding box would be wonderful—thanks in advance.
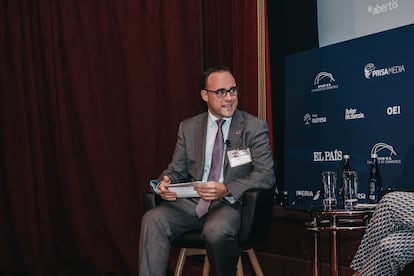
[200,65,232,90]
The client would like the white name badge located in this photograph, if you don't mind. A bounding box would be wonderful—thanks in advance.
[227,148,252,167]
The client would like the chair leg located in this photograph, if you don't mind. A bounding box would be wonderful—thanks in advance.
[175,248,188,276]
[236,256,244,276]
[175,248,208,276]
[176,248,257,276]
[246,248,264,276]
[174,248,188,276]
[202,255,210,276]
[203,251,244,276]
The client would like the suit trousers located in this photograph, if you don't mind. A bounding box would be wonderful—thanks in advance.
[351,191,414,276]
[139,198,242,276]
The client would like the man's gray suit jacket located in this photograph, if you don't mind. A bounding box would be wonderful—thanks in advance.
[160,109,275,202]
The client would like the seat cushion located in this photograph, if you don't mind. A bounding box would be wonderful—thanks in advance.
[172,230,205,248]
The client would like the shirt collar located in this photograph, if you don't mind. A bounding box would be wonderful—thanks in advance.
[207,110,232,125]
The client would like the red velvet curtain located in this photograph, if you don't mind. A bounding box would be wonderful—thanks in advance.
[0,0,271,274]
[0,1,202,274]
[203,0,273,146]
[204,0,259,115]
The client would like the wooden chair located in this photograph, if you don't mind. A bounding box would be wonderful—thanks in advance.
[143,187,274,275]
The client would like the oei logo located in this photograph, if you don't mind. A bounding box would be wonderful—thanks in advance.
[387,105,401,116]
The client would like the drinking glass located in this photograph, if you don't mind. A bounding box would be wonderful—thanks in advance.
[322,171,337,210]
[343,171,358,209]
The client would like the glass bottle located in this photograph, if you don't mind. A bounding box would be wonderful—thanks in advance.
[342,154,351,172]
[282,191,289,206]
[368,153,383,204]
[341,154,352,204]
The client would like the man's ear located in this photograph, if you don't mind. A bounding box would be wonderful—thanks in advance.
[200,90,208,102]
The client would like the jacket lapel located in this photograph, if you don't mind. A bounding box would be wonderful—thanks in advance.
[195,113,208,180]
[224,110,245,170]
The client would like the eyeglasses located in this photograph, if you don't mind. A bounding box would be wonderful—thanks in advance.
[204,86,239,98]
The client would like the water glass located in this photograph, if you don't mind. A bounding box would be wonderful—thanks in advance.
[343,171,358,209]
[322,171,337,209]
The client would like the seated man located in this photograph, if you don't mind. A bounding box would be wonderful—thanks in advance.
[138,65,275,276]
[351,191,414,276]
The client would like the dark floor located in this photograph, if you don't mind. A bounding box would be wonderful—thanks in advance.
[168,248,258,276]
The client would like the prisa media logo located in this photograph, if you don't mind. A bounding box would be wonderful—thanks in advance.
[311,71,339,93]
[364,62,405,79]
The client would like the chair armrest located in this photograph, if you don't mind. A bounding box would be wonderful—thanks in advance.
[143,192,162,212]
[239,188,274,244]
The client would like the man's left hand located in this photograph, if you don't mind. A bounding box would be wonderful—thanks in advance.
[194,181,229,201]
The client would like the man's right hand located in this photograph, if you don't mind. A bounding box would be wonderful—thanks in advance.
[158,175,177,201]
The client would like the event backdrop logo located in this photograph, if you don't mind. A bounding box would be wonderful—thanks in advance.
[386,105,401,116]
[345,108,366,120]
[364,62,405,79]
[368,0,399,15]
[313,149,343,162]
[311,71,339,93]
[368,142,401,164]
[304,113,327,125]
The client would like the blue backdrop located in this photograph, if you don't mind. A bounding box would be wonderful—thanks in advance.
[284,24,414,206]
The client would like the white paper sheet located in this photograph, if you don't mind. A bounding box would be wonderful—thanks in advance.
[165,181,207,198]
